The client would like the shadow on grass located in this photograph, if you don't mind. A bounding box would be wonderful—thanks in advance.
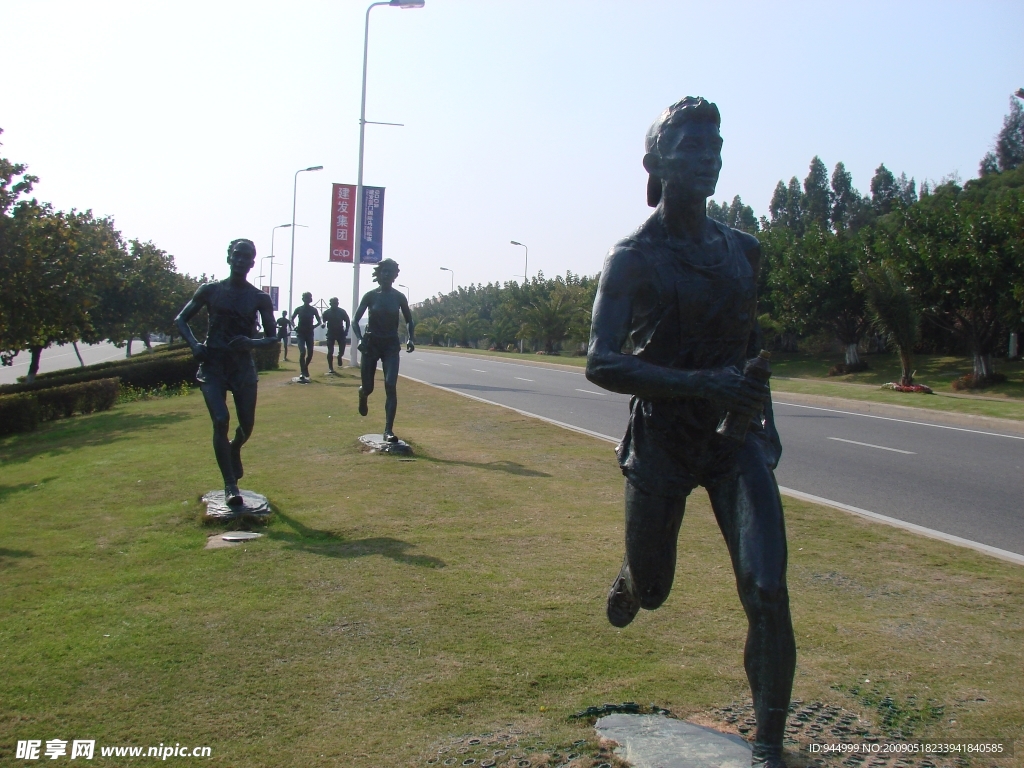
[0,411,192,466]
[412,447,553,478]
[268,509,446,568]
[0,478,58,503]
[0,548,35,566]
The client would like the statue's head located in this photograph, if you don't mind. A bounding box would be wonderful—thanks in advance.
[372,259,400,286]
[302,291,313,304]
[227,239,257,272]
[642,97,722,207]
[329,297,339,307]
[281,311,287,317]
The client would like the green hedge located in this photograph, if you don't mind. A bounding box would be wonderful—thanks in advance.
[0,378,120,436]
[29,343,192,382]
[254,342,281,371]
[1,354,198,396]
[2,342,280,397]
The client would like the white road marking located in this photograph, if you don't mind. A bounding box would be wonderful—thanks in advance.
[775,401,1024,441]
[399,372,1024,567]
[439,363,450,366]
[575,388,607,396]
[472,369,487,373]
[514,377,534,382]
[418,350,586,376]
[828,437,915,455]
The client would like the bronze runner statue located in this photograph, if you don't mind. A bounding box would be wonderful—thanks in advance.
[175,239,278,505]
[586,97,793,768]
[352,259,414,443]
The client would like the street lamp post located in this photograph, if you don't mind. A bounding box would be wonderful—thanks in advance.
[510,240,528,283]
[288,166,323,318]
[439,266,454,294]
[510,240,528,352]
[398,283,410,302]
[351,0,425,368]
[268,223,292,309]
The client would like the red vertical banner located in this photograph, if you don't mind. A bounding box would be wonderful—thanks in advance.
[329,183,356,262]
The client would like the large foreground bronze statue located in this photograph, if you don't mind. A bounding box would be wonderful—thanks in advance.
[586,98,794,768]
[175,239,278,505]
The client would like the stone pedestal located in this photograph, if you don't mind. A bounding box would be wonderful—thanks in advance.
[358,433,413,456]
[595,714,751,768]
[201,490,272,521]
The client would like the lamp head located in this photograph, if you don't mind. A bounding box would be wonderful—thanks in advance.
[390,0,424,7]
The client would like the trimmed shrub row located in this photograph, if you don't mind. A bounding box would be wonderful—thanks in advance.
[2,342,282,398]
[0,378,120,436]
[29,342,192,382]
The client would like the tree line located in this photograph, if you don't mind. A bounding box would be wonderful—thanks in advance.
[756,94,1024,386]
[418,95,1024,389]
[0,129,207,382]
[413,271,598,355]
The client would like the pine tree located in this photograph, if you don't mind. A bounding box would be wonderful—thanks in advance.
[870,163,899,214]
[802,156,831,227]
[829,161,856,230]
[995,96,1024,172]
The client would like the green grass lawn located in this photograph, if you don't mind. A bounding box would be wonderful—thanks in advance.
[2,355,1023,767]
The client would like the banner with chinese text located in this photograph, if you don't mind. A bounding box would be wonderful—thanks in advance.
[329,183,385,264]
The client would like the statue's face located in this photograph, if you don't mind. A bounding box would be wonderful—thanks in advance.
[647,120,722,199]
[227,244,256,275]
[376,268,397,287]
[330,299,339,307]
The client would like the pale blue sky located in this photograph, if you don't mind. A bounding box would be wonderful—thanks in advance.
[2,0,1021,312]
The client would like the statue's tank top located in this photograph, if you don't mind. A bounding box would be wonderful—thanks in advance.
[204,281,262,352]
[615,219,759,489]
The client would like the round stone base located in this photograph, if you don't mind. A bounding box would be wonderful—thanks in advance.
[201,489,272,521]
[358,433,413,456]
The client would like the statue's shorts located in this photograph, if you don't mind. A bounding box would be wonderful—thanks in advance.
[196,352,258,395]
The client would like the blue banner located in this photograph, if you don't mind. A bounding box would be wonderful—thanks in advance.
[360,186,385,264]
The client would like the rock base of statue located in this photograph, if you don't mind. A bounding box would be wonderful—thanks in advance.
[201,490,272,521]
[358,433,413,456]
[595,714,751,768]
[291,376,310,384]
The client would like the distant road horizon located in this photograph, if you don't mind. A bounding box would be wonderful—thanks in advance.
[0,340,160,385]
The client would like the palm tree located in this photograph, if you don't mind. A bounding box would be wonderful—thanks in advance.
[486,312,518,351]
[452,311,485,348]
[519,286,585,354]
[415,315,452,346]
[859,265,920,386]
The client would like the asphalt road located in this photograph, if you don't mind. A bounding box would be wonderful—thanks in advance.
[395,349,1024,560]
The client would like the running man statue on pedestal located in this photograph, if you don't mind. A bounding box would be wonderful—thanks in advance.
[586,97,793,768]
[352,259,414,443]
[322,297,351,374]
[175,239,278,506]
[290,292,321,383]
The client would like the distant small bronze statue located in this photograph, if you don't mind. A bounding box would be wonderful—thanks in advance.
[276,311,293,361]
[322,297,351,374]
[290,292,321,383]
[352,259,414,443]
[586,97,792,768]
[175,239,278,506]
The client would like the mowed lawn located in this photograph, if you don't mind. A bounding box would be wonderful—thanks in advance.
[2,354,1023,767]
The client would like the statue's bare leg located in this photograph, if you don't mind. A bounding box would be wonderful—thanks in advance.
[359,349,378,417]
[607,480,686,627]
[229,384,257,482]
[707,437,795,767]
[200,381,241,504]
[381,346,401,441]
